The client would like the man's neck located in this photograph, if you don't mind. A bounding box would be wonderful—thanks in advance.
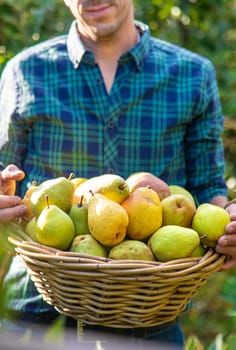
[78,23,139,64]
[76,21,139,94]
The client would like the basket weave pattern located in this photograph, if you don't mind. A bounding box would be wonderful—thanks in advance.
[9,233,226,329]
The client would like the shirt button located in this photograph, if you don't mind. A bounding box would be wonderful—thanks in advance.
[96,78,102,84]
[107,121,114,128]
[107,168,115,174]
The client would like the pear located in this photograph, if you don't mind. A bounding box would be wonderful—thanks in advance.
[36,197,75,250]
[169,185,196,206]
[70,234,107,257]
[192,203,231,247]
[25,217,38,242]
[71,177,87,189]
[148,225,200,262]
[126,172,170,200]
[108,240,156,261]
[121,187,163,241]
[30,176,74,217]
[88,193,128,247]
[21,181,38,222]
[69,196,91,236]
[189,243,207,257]
[161,194,196,227]
[74,174,130,204]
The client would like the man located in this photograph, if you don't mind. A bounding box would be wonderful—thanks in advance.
[1,0,236,347]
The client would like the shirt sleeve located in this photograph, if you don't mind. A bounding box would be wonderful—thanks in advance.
[185,60,228,203]
[0,61,28,170]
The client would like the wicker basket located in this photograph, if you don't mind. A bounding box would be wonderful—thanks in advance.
[8,230,226,329]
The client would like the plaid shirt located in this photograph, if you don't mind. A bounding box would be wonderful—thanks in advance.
[0,21,227,317]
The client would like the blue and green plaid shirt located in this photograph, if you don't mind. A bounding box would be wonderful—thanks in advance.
[0,20,227,318]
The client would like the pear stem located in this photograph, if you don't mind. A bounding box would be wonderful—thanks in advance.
[45,195,50,209]
[68,173,75,181]
[78,195,84,208]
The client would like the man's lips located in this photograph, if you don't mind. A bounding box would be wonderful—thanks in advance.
[84,4,112,17]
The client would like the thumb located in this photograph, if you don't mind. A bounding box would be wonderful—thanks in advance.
[1,164,25,181]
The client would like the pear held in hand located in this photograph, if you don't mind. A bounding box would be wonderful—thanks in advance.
[36,196,75,250]
[88,192,128,247]
[21,181,38,222]
[192,203,231,247]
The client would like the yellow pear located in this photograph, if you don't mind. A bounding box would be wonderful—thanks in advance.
[108,240,156,261]
[71,177,87,189]
[148,225,200,262]
[30,176,74,217]
[87,193,128,247]
[126,172,171,200]
[161,194,196,227]
[74,174,130,204]
[121,187,163,241]
[21,181,38,222]
[192,203,231,247]
[169,185,196,206]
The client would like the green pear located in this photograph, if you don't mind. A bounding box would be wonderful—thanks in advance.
[70,234,107,257]
[189,243,207,257]
[36,198,75,250]
[148,225,200,262]
[192,203,231,247]
[25,217,38,242]
[69,196,90,236]
[108,240,156,261]
[169,185,196,206]
[74,174,130,204]
[88,193,128,247]
[30,176,74,217]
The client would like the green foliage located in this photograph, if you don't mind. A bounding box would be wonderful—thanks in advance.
[134,1,236,119]
[182,269,236,349]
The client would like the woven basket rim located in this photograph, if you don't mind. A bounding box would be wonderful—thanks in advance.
[8,234,226,272]
[7,230,228,328]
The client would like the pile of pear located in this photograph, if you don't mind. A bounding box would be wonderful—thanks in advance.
[21,172,231,263]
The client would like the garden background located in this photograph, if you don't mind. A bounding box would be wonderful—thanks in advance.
[1,0,236,348]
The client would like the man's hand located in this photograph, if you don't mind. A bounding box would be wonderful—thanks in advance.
[0,164,25,195]
[0,195,26,223]
[0,164,26,223]
[215,203,236,270]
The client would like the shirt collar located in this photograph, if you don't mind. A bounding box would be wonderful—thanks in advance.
[67,20,150,71]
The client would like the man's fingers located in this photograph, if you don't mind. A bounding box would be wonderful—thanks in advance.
[0,195,27,223]
[1,164,25,181]
[220,257,236,271]
[0,205,27,223]
[0,195,22,209]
